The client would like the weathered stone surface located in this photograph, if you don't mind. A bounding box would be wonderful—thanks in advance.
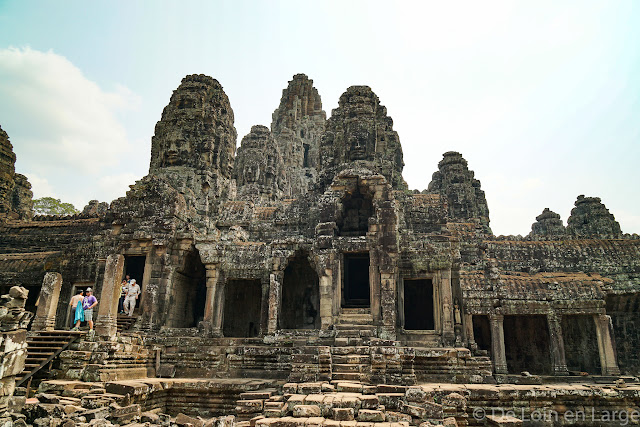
[0,125,32,220]
[272,74,326,196]
[427,151,490,234]
[234,125,285,203]
[567,195,622,238]
[319,86,406,191]
[529,208,565,238]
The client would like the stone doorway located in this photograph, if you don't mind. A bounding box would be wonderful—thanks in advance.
[124,255,146,313]
[166,250,206,328]
[504,315,552,375]
[281,252,320,329]
[472,315,491,352]
[403,279,434,330]
[342,253,370,308]
[562,315,601,374]
[223,279,262,337]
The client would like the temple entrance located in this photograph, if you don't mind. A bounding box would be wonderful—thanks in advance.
[403,279,434,330]
[338,186,373,236]
[472,315,491,352]
[607,294,640,374]
[504,315,552,375]
[562,315,601,374]
[124,255,146,312]
[165,250,206,328]
[223,279,262,337]
[281,252,320,329]
[343,253,370,308]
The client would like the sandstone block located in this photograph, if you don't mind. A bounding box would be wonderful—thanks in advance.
[356,410,384,422]
[293,405,321,417]
[331,408,354,421]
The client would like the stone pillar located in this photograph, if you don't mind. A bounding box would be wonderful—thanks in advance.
[489,313,508,374]
[96,254,125,338]
[267,272,281,334]
[464,313,476,349]
[547,312,569,375]
[379,272,397,340]
[31,272,63,331]
[594,314,620,376]
[440,269,455,346]
[319,268,333,330]
[203,264,223,337]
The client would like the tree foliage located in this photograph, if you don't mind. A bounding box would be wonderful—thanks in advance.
[33,197,79,216]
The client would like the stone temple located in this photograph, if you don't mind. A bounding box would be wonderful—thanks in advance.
[1,73,640,426]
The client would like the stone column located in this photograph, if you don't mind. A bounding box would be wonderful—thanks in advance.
[594,314,620,376]
[96,254,125,338]
[440,269,455,346]
[489,313,508,374]
[547,312,569,375]
[203,264,223,337]
[379,272,397,340]
[464,313,476,349]
[318,263,334,330]
[31,272,63,331]
[267,272,281,334]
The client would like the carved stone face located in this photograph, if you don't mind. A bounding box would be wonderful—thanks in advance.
[346,121,374,161]
[161,129,192,167]
[243,163,259,184]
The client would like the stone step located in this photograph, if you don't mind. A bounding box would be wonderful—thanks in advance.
[331,354,371,364]
[331,372,364,381]
[332,363,366,373]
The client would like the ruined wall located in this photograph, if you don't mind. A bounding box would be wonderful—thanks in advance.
[0,126,32,221]
[0,286,33,422]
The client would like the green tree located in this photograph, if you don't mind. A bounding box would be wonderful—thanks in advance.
[32,197,79,216]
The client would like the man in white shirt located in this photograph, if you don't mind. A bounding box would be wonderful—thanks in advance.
[123,279,141,316]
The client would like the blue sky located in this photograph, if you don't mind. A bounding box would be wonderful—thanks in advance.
[0,1,639,235]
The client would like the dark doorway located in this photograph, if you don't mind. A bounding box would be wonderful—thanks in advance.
[124,255,146,312]
[472,315,492,352]
[338,186,373,236]
[343,253,370,308]
[562,315,601,374]
[166,250,206,328]
[504,315,552,375]
[607,294,640,374]
[223,279,262,337]
[281,252,320,329]
[403,279,434,330]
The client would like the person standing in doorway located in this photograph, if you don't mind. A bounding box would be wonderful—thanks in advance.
[118,275,131,314]
[123,279,141,316]
[82,287,98,331]
[69,289,84,330]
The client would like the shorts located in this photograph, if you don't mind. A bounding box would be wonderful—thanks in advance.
[84,308,93,321]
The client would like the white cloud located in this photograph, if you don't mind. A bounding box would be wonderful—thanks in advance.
[23,172,55,200]
[0,47,140,175]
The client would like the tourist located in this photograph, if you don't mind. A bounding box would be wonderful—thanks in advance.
[123,279,141,316]
[82,287,98,331]
[69,289,84,330]
[118,275,131,314]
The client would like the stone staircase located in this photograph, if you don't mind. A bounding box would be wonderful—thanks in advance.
[17,330,85,388]
[331,308,376,382]
[117,314,137,332]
